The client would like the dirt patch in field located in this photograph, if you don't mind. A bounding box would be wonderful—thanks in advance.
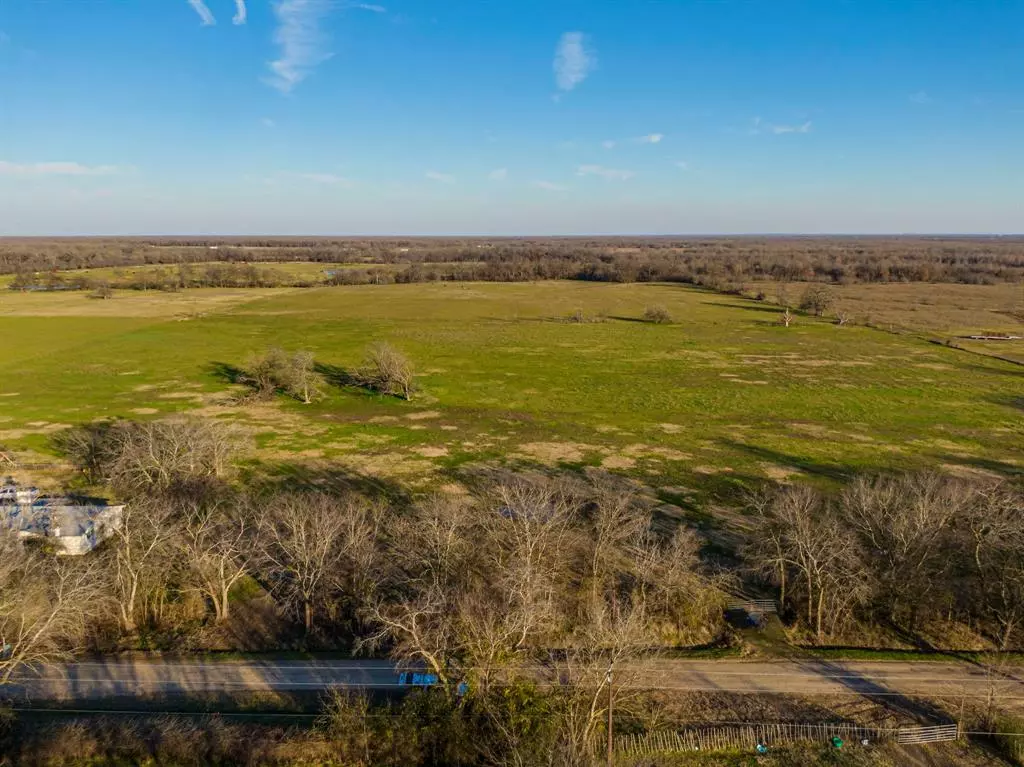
[515,442,597,464]
[759,463,803,481]
[601,455,637,470]
[406,411,441,421]
[658,423,683,434]
[416,446,449,458]
[158,392,204,401]
[368,416,399,424]
[693,465,732,475]
[622,444,692,461]
[131,408,160,415]
[0,422,71,440]
[0,288,296,318]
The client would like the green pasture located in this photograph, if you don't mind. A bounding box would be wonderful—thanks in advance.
[0,282,1019,504]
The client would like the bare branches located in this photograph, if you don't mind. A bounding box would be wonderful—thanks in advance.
[177,498,256,622]
[241,347,326,404]
[0,532,104,685]
[58,417,244,496]
[355,343,416,400]
[256,491,377,635]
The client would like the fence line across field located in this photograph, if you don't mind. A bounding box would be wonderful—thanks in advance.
[615,721,959,755]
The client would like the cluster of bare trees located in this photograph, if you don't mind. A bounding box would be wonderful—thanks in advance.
[746,474,1024,646]
[241,348,326,404]
[0,533,102,685]
[55,416,243,493]
[355,343,416,400]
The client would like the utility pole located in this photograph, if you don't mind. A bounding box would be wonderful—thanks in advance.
[606,669,613,767]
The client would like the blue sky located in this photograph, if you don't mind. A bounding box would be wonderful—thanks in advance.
[0,0,1021,235]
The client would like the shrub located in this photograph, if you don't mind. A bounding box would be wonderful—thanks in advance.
[643,305,673,324]
[799,284,836,317]
[355,343,416,400]
[242,347,326,404]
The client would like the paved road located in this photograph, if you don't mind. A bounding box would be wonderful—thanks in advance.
[6,658,1024,703]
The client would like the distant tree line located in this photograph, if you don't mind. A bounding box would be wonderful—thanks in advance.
[4,236,1024,291]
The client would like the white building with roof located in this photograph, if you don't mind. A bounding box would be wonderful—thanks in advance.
[0,481,123,555]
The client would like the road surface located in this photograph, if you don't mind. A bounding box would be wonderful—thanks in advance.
[6,657,1024,704]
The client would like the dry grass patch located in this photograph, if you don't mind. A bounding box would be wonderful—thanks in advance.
[601,455,637,470]
[0,288,295,318]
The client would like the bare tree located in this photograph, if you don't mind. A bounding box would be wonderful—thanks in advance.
[64,417,243,496]
[748,486,866,640]
[286,350,326,404]
[242,348,326,404]
[108,496,180,633]
[178,498,256,623]
[545,607,650,767]
[642,306,673,324]
[799,284,836,317]
[0,534,103,685]
[363,496,477,689]
[965,484,1024,649]
[356,343,416,400]
[841,473,968,628]
[585,480,650,627]
[779,307,794,327]
[258,491,376,635]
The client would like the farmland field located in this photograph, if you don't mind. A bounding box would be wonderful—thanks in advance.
[1,281,1020,510]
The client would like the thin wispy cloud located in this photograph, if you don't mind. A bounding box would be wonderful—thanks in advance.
[187,0,216,26]
[426,171,455,184]
[674,160,689,170]
[636,133,663,144]
[554,32,595,92]
[748,117,812,135]
[910,90,932,105]
[351,3,387,12]
[265,0,334,94]
[296,172,353,185]
[260,117,276,128]
[601,140,616,150]
[0,160,122,176]
[533,180,568,192]
[577,164,634,181]
[488,168,508,181]
[233,0,248,24]
[770,121,812,135]
[0,31,10,45]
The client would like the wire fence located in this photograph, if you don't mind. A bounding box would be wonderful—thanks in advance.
[615,722,959,756]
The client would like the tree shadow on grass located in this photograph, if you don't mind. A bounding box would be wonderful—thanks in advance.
[313,362,357,389]
[208,361,246,385]
[606,315,652,324]
[987,394,1024,412]
[243,459,412,507]
[939,453,1023,478]
[718,440,852,483]
[705,301,785,315]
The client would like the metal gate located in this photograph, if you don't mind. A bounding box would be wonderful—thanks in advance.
[896,724,960,744]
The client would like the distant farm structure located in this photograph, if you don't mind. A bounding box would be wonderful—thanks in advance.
[0,480,123,555]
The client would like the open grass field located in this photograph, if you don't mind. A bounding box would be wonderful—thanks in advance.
[0,282,1020,514]
[749,281,1024,364]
